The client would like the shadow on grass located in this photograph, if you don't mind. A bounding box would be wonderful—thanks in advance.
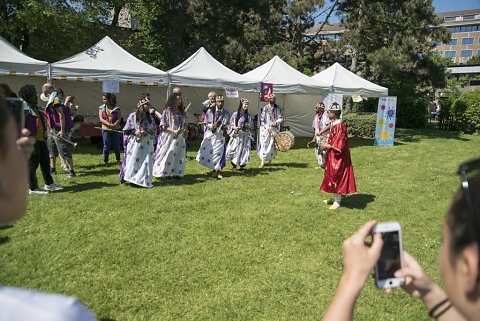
[0,236,10,245]
[100,318,117,321]
[64,182,119,192]
[271,162,309,168]
[341,193,375,210]
[0,225,13,230]
[395,128,470,143]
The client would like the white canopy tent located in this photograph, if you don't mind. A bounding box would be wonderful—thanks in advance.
[0,35,48,95]
[243,56,330,137]
[50,36,169,116]
[311,62,388,97]
[166,47,260,122]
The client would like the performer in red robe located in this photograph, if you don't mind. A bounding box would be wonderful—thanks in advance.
[320,102,356,210]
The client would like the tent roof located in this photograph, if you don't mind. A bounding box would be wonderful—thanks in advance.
[167,47,258,92]
[50,36,168,85]
[0,36,48,76]
[243,56,329,94]
[312,62,388,97]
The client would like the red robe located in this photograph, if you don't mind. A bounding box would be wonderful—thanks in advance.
[320,121,356,194]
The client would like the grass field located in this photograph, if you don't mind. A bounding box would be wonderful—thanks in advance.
[1,127,479,320]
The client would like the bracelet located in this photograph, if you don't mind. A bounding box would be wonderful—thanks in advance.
[432,303,452,319]
[428,298,449,317]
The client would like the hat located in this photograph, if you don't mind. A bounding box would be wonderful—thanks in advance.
[137,97,150,108]
[267,93,275,100]
[216,95,225,101]
[329,102,341,111]
[316,102,325,108]
[240,98,249,104]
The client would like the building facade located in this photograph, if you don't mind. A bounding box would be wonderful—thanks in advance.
[432,9,480,64]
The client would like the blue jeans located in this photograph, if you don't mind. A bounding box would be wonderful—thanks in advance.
[102,130,120,162]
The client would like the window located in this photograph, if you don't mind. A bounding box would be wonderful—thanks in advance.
[435,51,441,57]
[447,38,458,46]
[445,16,456,22]
[460,50,473,57]
[463,15,475,20]
[444,51,456,58]
[462,37,474,45]
[430,40,441,46]
[478,49,480,56]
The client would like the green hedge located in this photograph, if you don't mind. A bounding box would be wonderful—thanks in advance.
[451,90,480,134]
[343,112,377,138]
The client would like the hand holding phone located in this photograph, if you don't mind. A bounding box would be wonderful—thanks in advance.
[373,221,405,288]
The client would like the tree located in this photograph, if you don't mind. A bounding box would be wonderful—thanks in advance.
[0,0,131,62]
[466,55,480,65]
[336,0,450,117]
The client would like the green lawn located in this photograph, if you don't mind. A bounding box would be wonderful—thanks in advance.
[1,128,479,320]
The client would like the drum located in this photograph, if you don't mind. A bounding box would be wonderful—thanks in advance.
[275,131,295,152]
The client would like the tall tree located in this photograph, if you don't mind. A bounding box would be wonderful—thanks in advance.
[337,0,450,111]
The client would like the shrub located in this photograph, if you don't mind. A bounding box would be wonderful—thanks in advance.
[343,112,377,138]
[451,90,480,134]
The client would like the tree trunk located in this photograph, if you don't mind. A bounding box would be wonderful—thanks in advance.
[111,5,122,27]
[346,0,364,111]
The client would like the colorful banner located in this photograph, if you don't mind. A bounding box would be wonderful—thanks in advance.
[374,96,397,146]
[261,83,273,102]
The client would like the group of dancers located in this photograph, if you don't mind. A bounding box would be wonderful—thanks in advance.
[110,90,288,187]
[15,81,356,210]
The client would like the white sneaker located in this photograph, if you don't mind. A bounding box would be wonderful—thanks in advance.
[44,183,64,191]
[29,188,49,195]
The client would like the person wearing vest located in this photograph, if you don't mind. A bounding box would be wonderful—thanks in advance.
[19,85,63,194]
[98,93,122,165]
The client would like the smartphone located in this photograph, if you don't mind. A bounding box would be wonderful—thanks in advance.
[373,221,404,288]
[6,97,24,138]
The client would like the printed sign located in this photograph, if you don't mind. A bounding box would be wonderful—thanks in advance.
[261,83,273,102]
[374,96,397,146]
[225,87,239,98]
[102,80,120,93]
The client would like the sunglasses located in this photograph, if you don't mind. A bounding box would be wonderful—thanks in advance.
[458,158,480,245]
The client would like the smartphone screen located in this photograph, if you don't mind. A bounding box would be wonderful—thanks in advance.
[6,98,24,138]
[377,231,402,280]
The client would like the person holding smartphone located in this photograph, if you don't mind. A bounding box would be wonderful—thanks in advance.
[322,165,480,321]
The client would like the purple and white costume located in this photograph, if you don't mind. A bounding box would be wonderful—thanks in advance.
[119,112,156,188]
[152,108,188,177]
[225,112,254,167]
[312,111,331,167]
[257,104,283,162]
[196,107,230,170]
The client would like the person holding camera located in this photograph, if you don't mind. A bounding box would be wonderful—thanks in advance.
[19,85,64,194]
[322,161,480,321]
[0,96,97,320]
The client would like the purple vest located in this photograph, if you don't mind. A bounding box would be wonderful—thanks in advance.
[23,103,47,137]
[99,105,120,124]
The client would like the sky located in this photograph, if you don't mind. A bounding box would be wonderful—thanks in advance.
[320,0,480,24]
[431,0,479,13]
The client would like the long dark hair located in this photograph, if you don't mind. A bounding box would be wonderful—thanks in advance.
[164,93,184,116]
[136,101,152,124]
[235,100,249,128]
[103,93,117,107]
